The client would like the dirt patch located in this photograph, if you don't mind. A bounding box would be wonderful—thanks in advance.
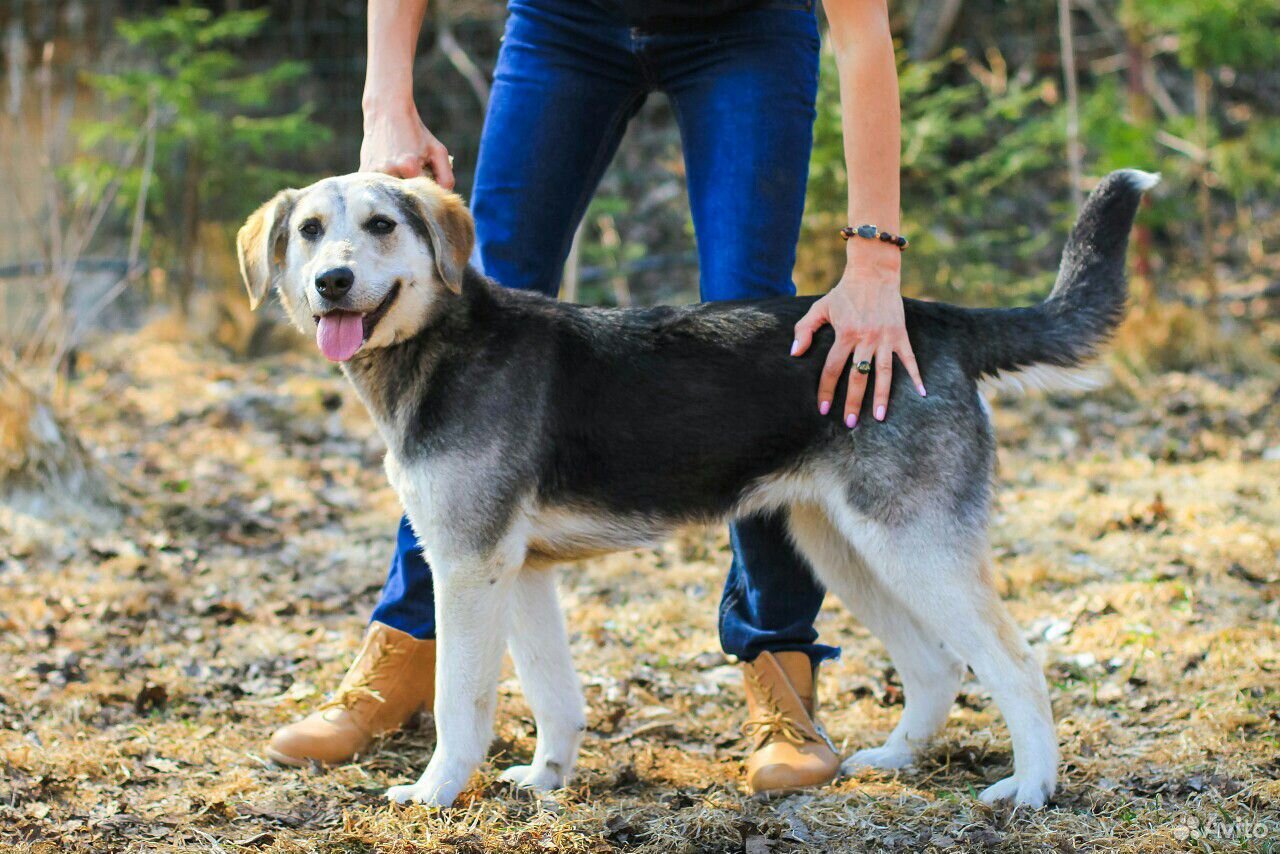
[1,327,1277,852]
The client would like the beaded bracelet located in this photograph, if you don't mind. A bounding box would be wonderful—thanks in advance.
[840,223,909,251]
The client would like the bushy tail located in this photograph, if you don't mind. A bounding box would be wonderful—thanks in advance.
[955,169,1159,381]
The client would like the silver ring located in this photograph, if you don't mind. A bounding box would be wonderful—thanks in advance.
[855,360,872,375]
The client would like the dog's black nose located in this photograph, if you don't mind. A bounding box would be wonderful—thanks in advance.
[315,267,354,300]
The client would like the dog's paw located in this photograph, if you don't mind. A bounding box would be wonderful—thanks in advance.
[841,745,915,774]
[978,775,1054,808]
[499,762,567,792]
[386,775,465,808]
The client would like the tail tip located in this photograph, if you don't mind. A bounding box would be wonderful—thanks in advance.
[1116,169,1161,193]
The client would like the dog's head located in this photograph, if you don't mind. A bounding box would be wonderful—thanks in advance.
[237,173,474,362]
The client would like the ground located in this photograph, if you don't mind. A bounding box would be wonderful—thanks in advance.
[1,318,1278,853]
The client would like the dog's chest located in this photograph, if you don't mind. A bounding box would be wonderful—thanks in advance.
[383,451,448,532]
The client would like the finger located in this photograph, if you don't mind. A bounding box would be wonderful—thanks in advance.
[817,336,853,416]
[427,145,455,190]
[792,301,828,357]
[897,339,926,397]
[872,343,894,421]
[392,154,425,179]
[843,340,875,428]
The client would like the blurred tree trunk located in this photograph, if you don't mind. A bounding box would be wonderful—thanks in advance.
[177,147,201,316]
[4,19,27,117]
[1058,0,1083,210]
[908,0,963,62]
[1121,4,1153,295]
[1193,68,1216,302]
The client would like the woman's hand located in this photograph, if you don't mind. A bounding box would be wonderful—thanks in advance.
[360,100,455,187]
[791,243,924,427]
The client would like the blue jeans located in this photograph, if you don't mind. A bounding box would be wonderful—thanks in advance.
[370,0,838,665]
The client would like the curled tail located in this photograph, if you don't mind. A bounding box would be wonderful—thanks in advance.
[955,169,1159,382]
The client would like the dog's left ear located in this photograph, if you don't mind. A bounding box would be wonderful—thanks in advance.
[398,177,475,295]
[237,189,298,311]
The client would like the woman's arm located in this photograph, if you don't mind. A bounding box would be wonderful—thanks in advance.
[361,0,455,187]
[792,0,923,427]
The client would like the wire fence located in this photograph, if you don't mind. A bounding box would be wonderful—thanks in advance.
[0,0,700,309]
[0,0,503,262]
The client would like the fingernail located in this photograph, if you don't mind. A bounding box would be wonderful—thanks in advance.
[917,384,927,397]
[790,340,800,356]
[819,400,831,415]
[845,413,857,428]
[875,405,886,421]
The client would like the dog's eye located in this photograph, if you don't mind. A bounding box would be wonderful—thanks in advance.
[365,216,396,235]
[299,219,323,239]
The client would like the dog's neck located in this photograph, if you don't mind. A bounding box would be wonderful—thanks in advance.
[339,318,445,450]
[336,267,491,451]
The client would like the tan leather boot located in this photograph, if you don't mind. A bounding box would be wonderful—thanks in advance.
[742,651,840,794]
[266,622,435,766]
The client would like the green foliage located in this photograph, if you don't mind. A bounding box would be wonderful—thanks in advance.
[1215,117,1280,200]
[71,5,331,299]
[1131,0,1280,70]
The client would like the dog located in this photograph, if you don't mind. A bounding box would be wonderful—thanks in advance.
[237,168,1156,809]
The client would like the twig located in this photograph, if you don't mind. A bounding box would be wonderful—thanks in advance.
[23,92,155,371]
[1173,283,1279,308]
[561,222,583,304]
[605,720,678,744]
[52,94,159,369]
[434,0,489,109]
[1155,129,1205,160]
[127,91,159,274]
[1078,1,1181,122]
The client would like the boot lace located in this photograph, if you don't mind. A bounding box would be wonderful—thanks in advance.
[741,668,815,748]
[318,636,404,713]
[742,709,810,747]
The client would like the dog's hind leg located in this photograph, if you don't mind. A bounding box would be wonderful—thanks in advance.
[824,502,1058,808]
[499,566,586,792]
[787,503,965,773]
[386,540,522,808]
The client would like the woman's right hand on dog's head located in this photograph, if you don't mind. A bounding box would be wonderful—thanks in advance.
[360,101,455,188]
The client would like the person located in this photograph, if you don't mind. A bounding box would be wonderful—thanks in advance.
[267,0,924,795]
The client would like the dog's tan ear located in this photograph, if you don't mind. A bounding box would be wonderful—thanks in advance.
[398,177,475,295]
[237,189,298,311]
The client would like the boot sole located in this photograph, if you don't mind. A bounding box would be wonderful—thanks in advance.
[264,746,344,767]
[748,771,840,798]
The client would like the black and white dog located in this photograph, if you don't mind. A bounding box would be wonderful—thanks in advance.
[238,169,1156,809]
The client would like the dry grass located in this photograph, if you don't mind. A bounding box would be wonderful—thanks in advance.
[1,317,1278,853]
[0,361,118,524]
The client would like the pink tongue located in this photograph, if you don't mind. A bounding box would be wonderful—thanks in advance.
[316,312,365,362]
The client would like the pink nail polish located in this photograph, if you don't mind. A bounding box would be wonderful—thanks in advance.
[819,400,831,415]
[917,384,927,397]
[790,340,800,356]
[875,405,886,421]
[846,413,857,428]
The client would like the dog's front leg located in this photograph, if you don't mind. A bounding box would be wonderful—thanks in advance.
[386,549,517,808]
[499,567,586,791]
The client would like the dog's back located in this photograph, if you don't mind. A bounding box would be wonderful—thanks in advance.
[438,169,1157,534]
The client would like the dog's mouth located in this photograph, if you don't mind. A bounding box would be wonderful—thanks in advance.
[313,283,401,362]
